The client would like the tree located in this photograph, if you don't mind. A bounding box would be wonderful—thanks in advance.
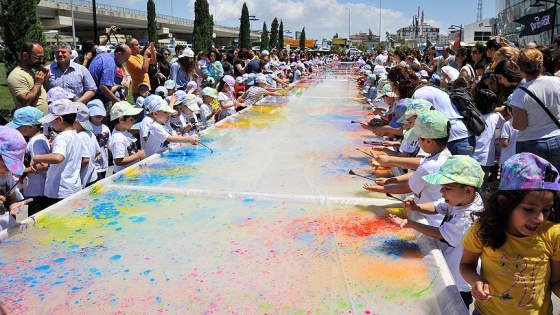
[0,0,45,75]
[357,42,368,52]
[333,33,339,39]
[238,2,251,49]
[367,28,374,41]
[260,22,269,50]
[147,0,159,45]
[299,27,306,51]
[278,20,284,50]
[269,18,279,49]
[193,0,214,53]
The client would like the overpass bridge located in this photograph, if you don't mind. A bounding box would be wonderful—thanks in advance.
[10,0,260,47]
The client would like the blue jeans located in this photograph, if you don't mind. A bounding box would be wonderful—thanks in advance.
[516,135,560,171]
[447,136,476,156]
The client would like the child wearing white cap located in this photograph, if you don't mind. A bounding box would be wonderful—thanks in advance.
[31,99,83,206]
[108,101,145,174]
[87,100,111,180]
[199,87,219,127]
[181,94,200,136]
[144,99,200,157]
[74,102,101,187]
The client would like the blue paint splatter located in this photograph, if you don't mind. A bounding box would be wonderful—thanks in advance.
[91,202,120,220]
[142,270,152,276]
[129,216,147,223]
[295,232,314,244]
[72,287,82,291]
[156,296,162,303]
[34,265,50,271]
[115,227,123,231]
[52,258,66,263]
[110,255,122,261]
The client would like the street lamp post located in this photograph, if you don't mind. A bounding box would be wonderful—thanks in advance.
[379,0,382,42]
[92,0,98,44]
[345,7,350,48]
[70,0,76,47]
[530,0,558,44]
[449,24,464,47]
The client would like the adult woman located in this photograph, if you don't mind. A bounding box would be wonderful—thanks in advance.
[148,47,171,93]
[221,52,234,77]
[420,50,437,76]
[511,48,560,170]
[491,46,519,68]
[233,49,245,77]
[493,58,523,103]
[388,64,474,155]
[207,50,224,82]
[455,47,475,83]
[470,44,486,80]
[169,49,196,90]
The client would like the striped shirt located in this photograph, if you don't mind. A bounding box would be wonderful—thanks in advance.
[49,61,97,99]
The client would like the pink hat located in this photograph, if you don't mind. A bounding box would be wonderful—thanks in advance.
[0,126,26,175]
[222,75,235,90]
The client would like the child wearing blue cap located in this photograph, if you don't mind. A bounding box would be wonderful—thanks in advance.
[461,153,560,315]
[74,102,101,187]
[0,126,32,230]
[7,106,50,215]
[389,155,485,309]
[88,100,111,180]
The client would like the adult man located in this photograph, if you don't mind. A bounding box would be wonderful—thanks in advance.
[125,38,156,101]
[88,43,132,105]
[244,50,270,74]
[47,42,97,103]
[169,44,185,65]
[7,41,49,114]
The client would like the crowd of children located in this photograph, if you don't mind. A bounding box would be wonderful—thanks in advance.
[352,40,560,314]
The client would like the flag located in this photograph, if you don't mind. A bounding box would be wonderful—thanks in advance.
[453,29,461,51]
[421,10,425,37]
[513,6,556,37]
[426,37,433,47]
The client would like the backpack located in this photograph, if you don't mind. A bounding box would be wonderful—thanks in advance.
[449,87,486,136]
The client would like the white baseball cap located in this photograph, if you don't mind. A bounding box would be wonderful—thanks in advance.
[40,99,78,123]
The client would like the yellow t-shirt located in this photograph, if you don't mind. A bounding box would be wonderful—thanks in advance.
[126,55,150,94]
[210,88,219,110]
[7,66,48,114]
[463,221,560,315]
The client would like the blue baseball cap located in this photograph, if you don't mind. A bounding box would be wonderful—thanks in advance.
[87,99,107,117]
[7,106,44,128]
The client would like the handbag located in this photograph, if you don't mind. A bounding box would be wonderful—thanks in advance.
[518,86,560,129]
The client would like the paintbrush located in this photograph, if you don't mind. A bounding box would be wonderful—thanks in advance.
[363,140,384,145]
[386,193,404,202]
[350,120,361,124]
[356,148,375,157]
[199,142,214,154]
[348,169,375,181]
[488,293,513,300]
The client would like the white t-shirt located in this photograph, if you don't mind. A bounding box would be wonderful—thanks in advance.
[109,129,140,174]
[181,112,198,136]
[199,103,215,125]
[218,91,236,119]
[441,66,460,82]
[472,112,504,167]
[434,193,483,292]
[169,115,186,136]
[139,116,154,149]
[78,130,101,187]
[510,76,560,142]
[24,133,50,197]
[413,86,470,142]
[0,172,23,231]
[144,122,174,157]
[135,95,145,109]
[499,119,519,167]
[409,149,452,226]
[44,130,82,198]
[91,123,111,173]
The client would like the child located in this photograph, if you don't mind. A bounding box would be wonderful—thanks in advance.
[74,102,101,188]
[0,126,30,230]
[108,101,145,174]
[238,74,282,107]
[460,152,560,314]
[139,95,159,150]
[364,110,452,226]
[199,87,219,127]
[144,99,200,157]
[168,91,187,135]
[31,99,83,207]
[135,82,150,122]
[7,107,50,216]
[164,79,176,96]
[181,94,200,136]
[217,75,242,121]
[154,86,168,99]
[87,100,111,180]
[389,155,485,308]
[499,96,518,170]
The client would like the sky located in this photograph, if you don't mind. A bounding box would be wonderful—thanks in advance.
[106,0,497,41]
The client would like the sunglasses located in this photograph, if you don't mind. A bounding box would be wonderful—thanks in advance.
[31,54,46,61]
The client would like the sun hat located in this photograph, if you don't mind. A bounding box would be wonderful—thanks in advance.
[7,106,44,129]
[419,70,429,78]
[155,86,168,98]
[246,73,255,86]
[138,82,149,90]
[40,99,78,123]
[270,62,279,69]
[143,95,160,114]
[201,87,218,99]
[186,81,198,94]
[109,101,143,121]
[260,50,270,56]
[87,99,107,117]
[235,76,246,84]
[397,99,434,124]
[405,110,449,141]
[74,102,93,131]
[182,94,200,112]
[255,74,268,84]
[388,100,409,129]
[423,155,485,188]
[222,75,235,90]
[47,86,75,103]
[164,80,176,89]
[374,83,397,101]
[0,126,26,175]
[499,153,560,191]
[174,90,187,101]
[180,49,195,58]
[151,98,177,114]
